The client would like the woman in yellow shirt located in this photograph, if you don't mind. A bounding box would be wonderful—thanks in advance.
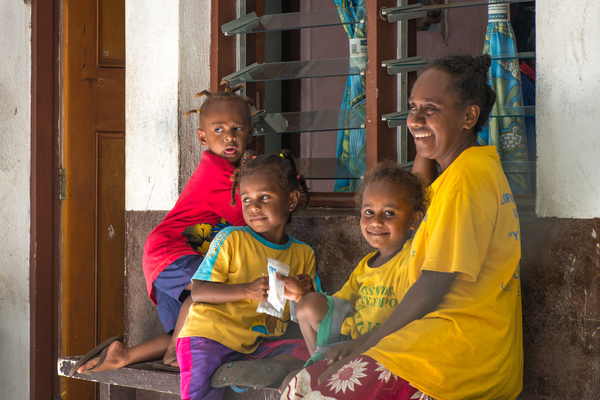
[282,54,523,400]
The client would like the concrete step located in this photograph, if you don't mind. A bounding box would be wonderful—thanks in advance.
[58,356,281,399]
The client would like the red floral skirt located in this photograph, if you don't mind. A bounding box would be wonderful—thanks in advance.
[281,355,435,400]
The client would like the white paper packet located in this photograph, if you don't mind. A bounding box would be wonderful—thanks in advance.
[257,258,290,318]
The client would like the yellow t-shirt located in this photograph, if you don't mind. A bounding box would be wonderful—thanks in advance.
[366,146,523,400]
[179,226,317,354]
[335,239,412,339]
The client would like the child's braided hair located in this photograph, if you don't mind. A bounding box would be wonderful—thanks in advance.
[184,80,256,127]
[230,150,310,219]
[355,160,427,214]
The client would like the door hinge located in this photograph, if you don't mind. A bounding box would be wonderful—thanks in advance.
[56,168,67,200]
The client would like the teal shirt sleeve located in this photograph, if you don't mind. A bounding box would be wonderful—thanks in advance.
[192,226,235,282]
[314,272,323,293]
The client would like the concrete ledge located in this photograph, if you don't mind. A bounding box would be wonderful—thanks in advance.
[58,357,180,394]
[58,356,281,400]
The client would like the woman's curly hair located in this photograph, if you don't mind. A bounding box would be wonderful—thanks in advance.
[428,54,496,134]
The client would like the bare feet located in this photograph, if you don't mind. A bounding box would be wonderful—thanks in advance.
[77,340,129,374]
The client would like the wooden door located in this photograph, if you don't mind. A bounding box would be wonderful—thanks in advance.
[60,0,125,398]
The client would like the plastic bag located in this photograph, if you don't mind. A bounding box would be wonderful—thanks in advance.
[256,258,289,318]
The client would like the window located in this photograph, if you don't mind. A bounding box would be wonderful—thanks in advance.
[210,0,535,208]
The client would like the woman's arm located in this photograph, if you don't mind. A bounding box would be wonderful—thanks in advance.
[318,270,456,383]
[412,153,438,187]
[191,277,269,304]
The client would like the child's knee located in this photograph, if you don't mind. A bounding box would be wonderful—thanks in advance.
[297,292,327,321]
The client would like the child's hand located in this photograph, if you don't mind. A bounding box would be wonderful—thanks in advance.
[245,276,269,302]
[277,273,309,303]
[295,273,314,292]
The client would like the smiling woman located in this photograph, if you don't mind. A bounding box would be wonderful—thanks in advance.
[281,55,524,400]
[408,56,495,171]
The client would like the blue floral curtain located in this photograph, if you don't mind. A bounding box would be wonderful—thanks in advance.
[334,0,367,193]
[480,2,530,193]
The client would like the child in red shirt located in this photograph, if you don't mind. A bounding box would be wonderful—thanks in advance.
[71,83,255,375]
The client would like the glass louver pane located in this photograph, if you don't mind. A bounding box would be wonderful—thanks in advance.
[253,109,365,136]
[222,8,365,36]
[222,57,367,85]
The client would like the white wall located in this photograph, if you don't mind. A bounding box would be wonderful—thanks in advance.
[178,0,212,185]
[0,2,31,399]
[126,0,179,211]
[125,0,211,212]
[536,1,600,218]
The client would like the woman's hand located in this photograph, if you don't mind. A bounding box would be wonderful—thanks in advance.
[325,340,362,364]
[244,276,269,301]
[318,355,353,385]
[277,272,311,303]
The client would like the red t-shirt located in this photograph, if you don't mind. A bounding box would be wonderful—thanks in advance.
[142,151,245,304]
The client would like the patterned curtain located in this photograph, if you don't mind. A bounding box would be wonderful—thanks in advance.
[334,0,367,193]
[480,2,530,193]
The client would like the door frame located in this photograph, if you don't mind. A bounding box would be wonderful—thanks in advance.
[31,0,60,398]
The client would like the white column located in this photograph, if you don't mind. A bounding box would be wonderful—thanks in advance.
[126,0,211,211]
[0,2,31,399]
[536,1,600,218]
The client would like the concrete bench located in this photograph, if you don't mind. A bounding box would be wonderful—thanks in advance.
[58,356,282,400]
[58,355,539,400]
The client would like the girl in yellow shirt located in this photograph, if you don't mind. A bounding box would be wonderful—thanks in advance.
[177,151,319,400]
[279,161,426,393]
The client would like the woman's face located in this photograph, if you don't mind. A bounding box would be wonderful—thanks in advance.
[407,68,478,170]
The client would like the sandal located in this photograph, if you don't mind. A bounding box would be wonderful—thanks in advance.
[68,335,123,376]
[210,359,287,389]
[151,356,180,373]
[151,361,180,373]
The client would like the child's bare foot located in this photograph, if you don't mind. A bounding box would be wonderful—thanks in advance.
[77,339,129,374]
[163,344,179,367]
